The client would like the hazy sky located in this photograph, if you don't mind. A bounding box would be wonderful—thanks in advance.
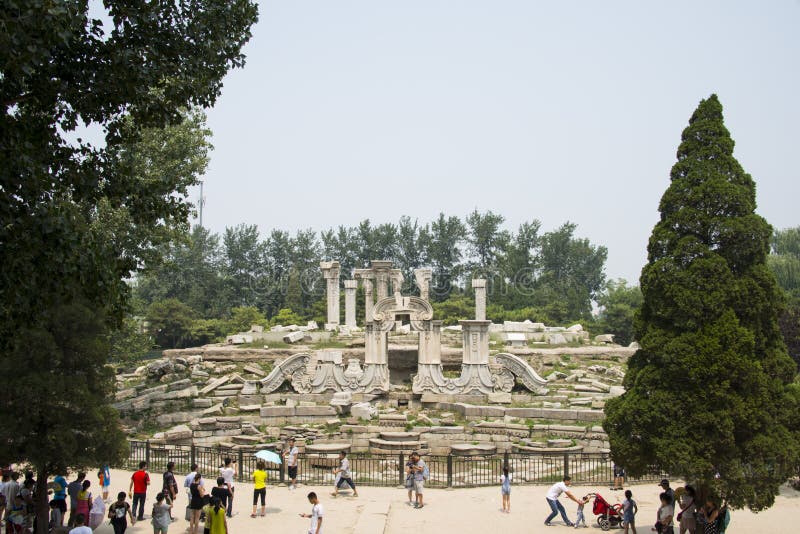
[194,0,799,284]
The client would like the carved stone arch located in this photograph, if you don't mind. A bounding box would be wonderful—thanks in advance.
[371,294,434,331]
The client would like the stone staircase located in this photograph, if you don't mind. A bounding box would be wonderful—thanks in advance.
[368,431,427,454]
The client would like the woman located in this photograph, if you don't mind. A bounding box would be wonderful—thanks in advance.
[151,492,172,534]
[188,473,206,534]
[700,499,719,534]
[251,461,267,518]
[678,485,696,534]
[75,481,92,527]
[206,497,227,534]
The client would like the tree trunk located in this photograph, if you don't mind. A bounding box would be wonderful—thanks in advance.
[35,466,50,534]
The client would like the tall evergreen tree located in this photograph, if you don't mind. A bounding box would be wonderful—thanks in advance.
[604,95,799,510]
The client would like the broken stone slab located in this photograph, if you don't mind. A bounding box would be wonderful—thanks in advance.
[546,371,567,382]
[202,404,223,415]
[573,385,603,393]
[566,324,583,332]
[608,386,625,397]
[547,333,568,344]
[587,365,608,374]
[296,406,336,417]
[243,364,267,377]
[239,404,261,412]
[164,424,192,441]
[487,392,512,404]
[590,380,611,392]
[240,382,258,395]
[156,386,197,401]
[594,334,615,343]
[351,402,377,420]
[260,406,295,417]
[200,375,230,395]
[283,331,308,344]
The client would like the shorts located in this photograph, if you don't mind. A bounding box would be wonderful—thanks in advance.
[288,466,298,479]
[252,488,266,506]
[413,480,424,494]
[501,487,510,496]
[53,499,67,515]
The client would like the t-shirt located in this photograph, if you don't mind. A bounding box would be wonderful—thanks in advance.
[131,470,149,494]
[163,471,177,495]
[109,501,130,521]
[49,507,63,528]
[664,487,675,505]
[69,526,92,534]
[220,467,235,487]
[252,470,267,490]
[308,503,323,534]
[151,502,171,530]
[3,480,19,508]
[53,476,67,500]
[546,481,569,500]
[286,446,299,467]
[659,504,674,523]
[679,495,696,519]
[339,458,351,479]
[67,480,81,507]
[500,474,512,490]
[211,487,231,507]
[184,472,205,488]
[413,460,426,481]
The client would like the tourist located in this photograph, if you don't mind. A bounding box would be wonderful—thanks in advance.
[188,473,206,534]
[151,492,172,534]
[4,472,20,514]
[410,452,427,509]
[67,513,92,534]
[404,455,416,505]
[89,491,105,530]
[622,489,638,534]
[67,472,85,526]
[100,466,111,502]
[677,485,696,534]
[218,458,236,517]
[499,465,512,513]
[251,461,267,518]
[184,464,204,499]
[575,494,590,528]
[75,481,92,528]
[283,438,300,490]
[330,451,358,498]
[659,479,675,505]
[51,473,68,526]
[299,492,323,534]
[0,471,10,524]
[129,461,150,521]
[612,464,626,490]
[108,492,135,534]
[699,499,720,534]
[49,499,64,532]
[20,478,35,531]
[654,491,674,534]
[162,462,178,521]
[544,475,579,527]
[205,497,227,534]
[210,478,231,516]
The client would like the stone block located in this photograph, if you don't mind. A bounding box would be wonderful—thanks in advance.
[192,398,213,408]
[202,404,223,415]
[260,406,295,417]
[295,406,336,417]
[283,331,307,344]
[351,403,378,420]
[164,424,192,441]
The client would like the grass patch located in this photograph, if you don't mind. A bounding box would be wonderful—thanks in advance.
[237,340,291,349]
[311,340,349,349]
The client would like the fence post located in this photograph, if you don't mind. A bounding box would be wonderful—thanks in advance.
[563,453,570,479]
[145,440,151,466]
[398,452,404,486]
[447,455,453,488]
[503,451,509,469]
[190,445,196,469]
[279,454,286,485]
[237,449,244,483]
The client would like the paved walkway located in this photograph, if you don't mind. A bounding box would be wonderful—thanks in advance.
[84,469,798,533]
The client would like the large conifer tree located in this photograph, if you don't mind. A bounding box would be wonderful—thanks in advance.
[604,95,799,510]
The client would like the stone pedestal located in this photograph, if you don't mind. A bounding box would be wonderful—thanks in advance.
[344,280,357,327]
[472,279,487,321]
[361,323,390,393]
[320,261,340,329]
[413,320,450,394]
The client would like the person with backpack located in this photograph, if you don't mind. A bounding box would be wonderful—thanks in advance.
[410,452,428,509]
[330,451,358,498]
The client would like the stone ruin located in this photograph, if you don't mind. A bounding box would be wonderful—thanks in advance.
[114,259,631,458]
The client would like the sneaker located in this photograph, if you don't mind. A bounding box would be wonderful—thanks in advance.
[544,522,553,527]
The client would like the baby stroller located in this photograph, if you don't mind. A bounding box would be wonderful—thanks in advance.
[590,492,624,530]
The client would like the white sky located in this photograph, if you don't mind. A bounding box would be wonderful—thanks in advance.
[189,1,800,284]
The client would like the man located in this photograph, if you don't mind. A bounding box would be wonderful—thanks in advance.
[659,479,675,505]
[162,462,178,520]
[67,513,92,534]
[330,451,358,498]
[410,452,426,509]
[51,474,68,526]
[283,438,300,490]
[66,472,85,527]
[300,492,323,534]
[544,475,580,527]
[128,461,150,521]
[219,458,236,518]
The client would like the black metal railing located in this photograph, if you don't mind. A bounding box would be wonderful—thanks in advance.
[125,441,666,488]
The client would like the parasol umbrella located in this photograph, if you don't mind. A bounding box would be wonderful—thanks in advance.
[254,449,282,465]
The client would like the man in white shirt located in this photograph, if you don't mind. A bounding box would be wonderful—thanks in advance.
[283,438,300,490]
[544,475,580,527]
[184,464,205,499]
[67,512,92,534]
[300,492,323,534]
[219,458,236,517]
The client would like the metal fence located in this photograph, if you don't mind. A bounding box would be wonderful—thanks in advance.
[125,440,666,488]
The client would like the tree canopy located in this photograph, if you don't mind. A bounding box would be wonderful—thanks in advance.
[0,2,257,531]
[603,95,799,511]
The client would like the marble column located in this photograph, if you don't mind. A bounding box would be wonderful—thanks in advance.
[472,279,487,321]
[460,320,491,365]
[320,261,340,330]
[412,320,447,394]
[343,280,358,327]
[370,260,393,300]
[361,322,390,392]
[362,278,374,323]
[414,268,432,301]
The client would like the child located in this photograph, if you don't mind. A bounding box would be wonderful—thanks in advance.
[300,492,323,534]
[622,489,638,534]
[575,495,590,528]
[652,492,674,534]
[499,466,512,513]
[7,495,27,534]
[107,492,135,534]
[151,492,172,534]
[50,499,64,533]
